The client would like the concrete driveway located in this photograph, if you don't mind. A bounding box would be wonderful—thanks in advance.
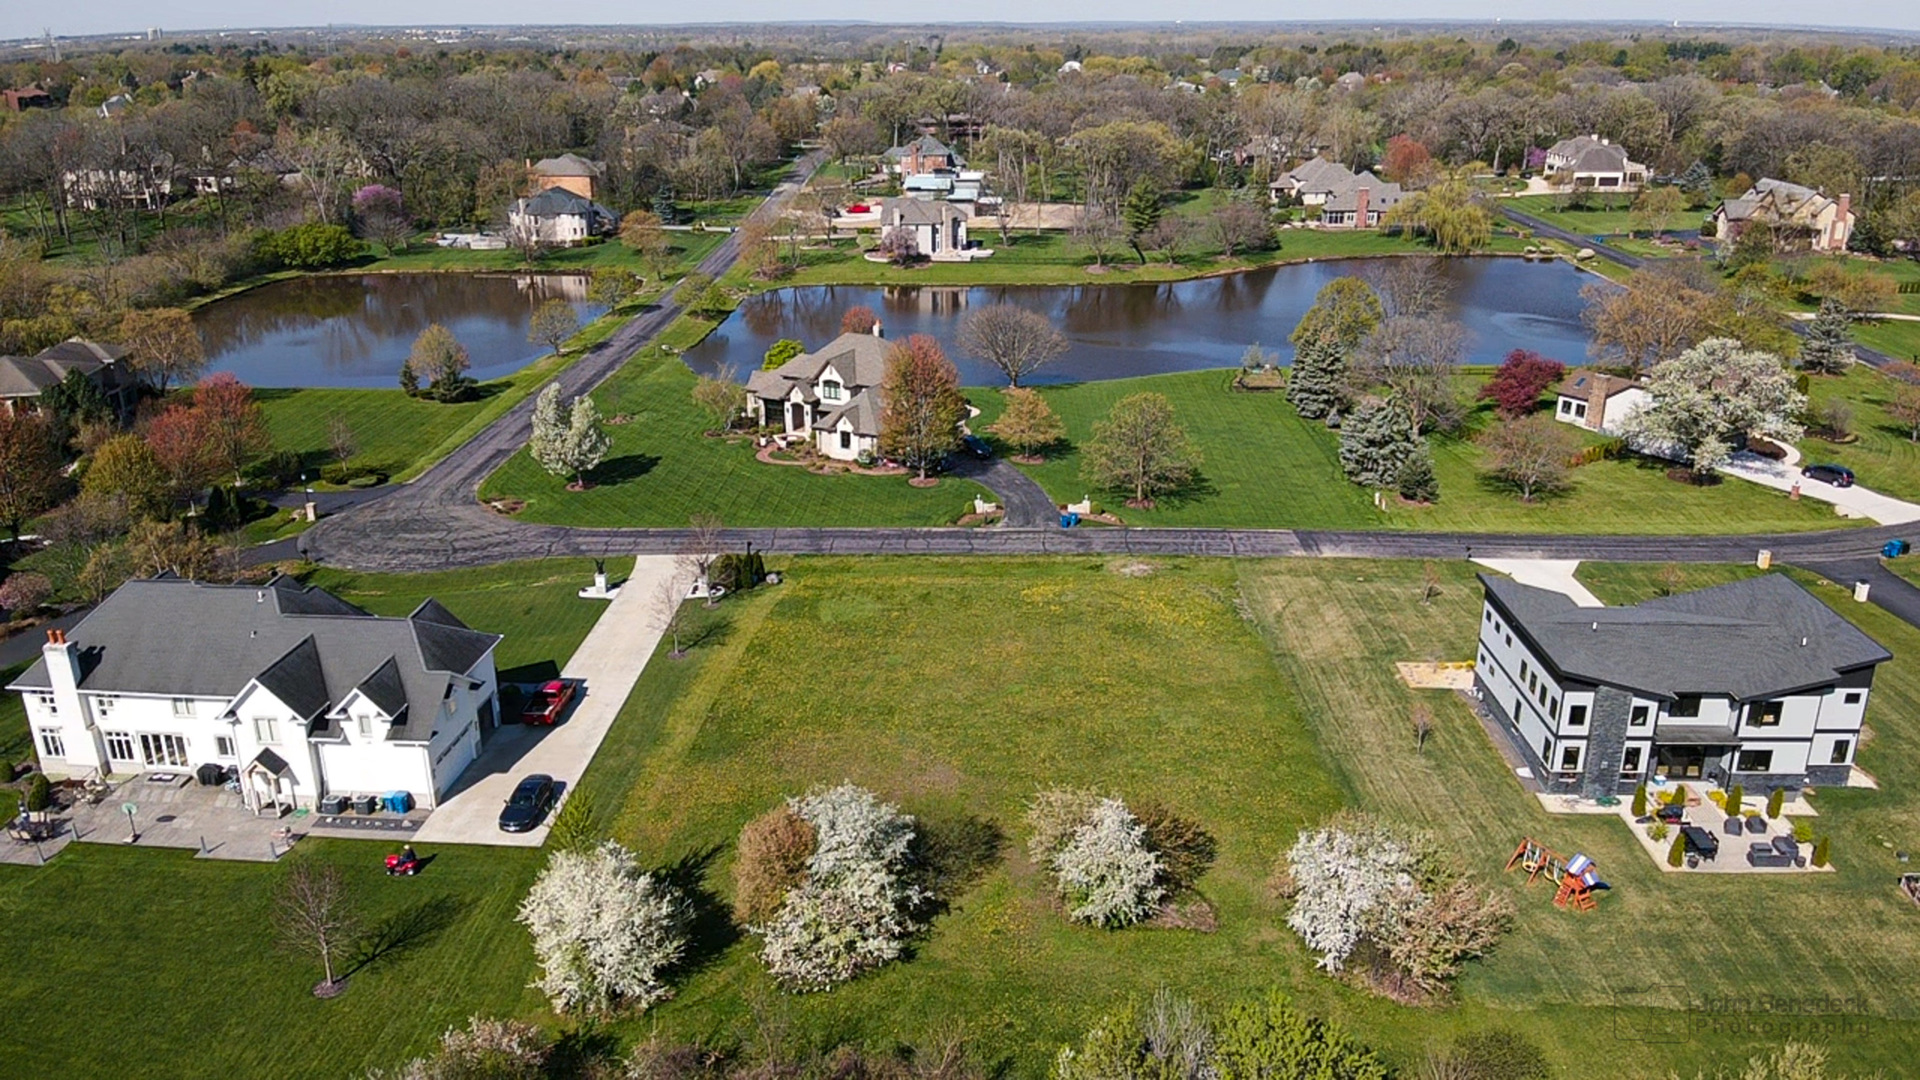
[411,556,685,847]
[1720,446,1920,526]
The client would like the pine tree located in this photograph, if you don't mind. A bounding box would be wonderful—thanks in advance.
[1122,181,1163,263]
[1339,397,1421,488]
[1286,336,1348,421]
[1397,445,1439,503]
[1631,784,1648,818]
[1668,835,1685,868]
[1678,160,1715,208]
[1799,297,1854,375]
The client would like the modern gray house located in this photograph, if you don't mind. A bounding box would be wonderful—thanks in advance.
[1474,573,1889,798]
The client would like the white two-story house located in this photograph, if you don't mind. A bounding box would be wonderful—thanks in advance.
[9,574,503,813]
[745,328,891,462]
[1473,573,1888,799]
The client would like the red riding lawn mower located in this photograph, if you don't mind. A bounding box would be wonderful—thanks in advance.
[385,846,423,876]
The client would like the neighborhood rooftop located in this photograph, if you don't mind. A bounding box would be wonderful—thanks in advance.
[1480,573,1891,702]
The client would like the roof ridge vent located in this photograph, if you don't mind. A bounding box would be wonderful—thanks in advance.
[1592,622,1599,631]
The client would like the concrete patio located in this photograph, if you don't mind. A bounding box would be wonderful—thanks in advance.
[1615,786,1831,874]
[55,771,311,862]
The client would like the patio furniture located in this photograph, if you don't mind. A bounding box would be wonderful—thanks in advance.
[1771,835,1801,859]
[1747,843,1794,868]
[1745,816,1768,835]
[1656,804,1686,824]
[1724,817,1743,834]
[1681,825,1719,861]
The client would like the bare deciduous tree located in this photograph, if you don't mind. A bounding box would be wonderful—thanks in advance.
[276,863,360,995]
[1413,703,1434,753]
[1354,316,1466,435]
[683,513,725,606]
[654,577,689,659]
[958,304,1068,388]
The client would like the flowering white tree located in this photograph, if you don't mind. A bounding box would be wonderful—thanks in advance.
[1051,798,1165,928]
[755,783,925,991]
[528,383,614,489]
[1283,821,1420,972]
[1620,338,1805,475]
[517,841,689,1014]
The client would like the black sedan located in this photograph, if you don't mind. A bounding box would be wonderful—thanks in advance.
[1801,463,1855,488]
[961,434,993,460]
[498,774,557,833]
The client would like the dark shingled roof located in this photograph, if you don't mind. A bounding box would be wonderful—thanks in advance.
[1480,573,1891,701]
[8,575,500,746]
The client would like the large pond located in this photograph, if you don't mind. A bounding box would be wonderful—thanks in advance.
[685,257,1596,386]
[196,273,607,389]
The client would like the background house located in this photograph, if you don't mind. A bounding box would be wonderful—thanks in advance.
[508,187,616,245]
[1270,157,1357,205]
[885,134,963,178]
[1474,573,1887,799]
[1318,173,1404,228]
[0,339,136,418]
[8,575,502,813]
[1543,135,1648,190]
[877,197,969,255]
[1712,179,1853,253]
[530,153,606,200]
[746,329,890,462]
[1552,369,1650,434]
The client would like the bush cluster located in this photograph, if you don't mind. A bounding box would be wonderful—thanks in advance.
[1026,787,1215,928]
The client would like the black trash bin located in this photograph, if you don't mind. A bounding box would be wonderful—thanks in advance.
[196,763,226,786]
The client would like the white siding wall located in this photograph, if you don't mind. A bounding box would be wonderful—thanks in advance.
[315,697,434,801]
[1477,602,1575,772]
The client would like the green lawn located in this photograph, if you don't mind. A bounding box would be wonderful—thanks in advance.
[1856,317,1920,366]
[1801,364,1920,503]
[1,661,27,822]
[478,316,992,527]
[1505,193,1681,238]
[6,556,1920,1076]
[968,370,1854,533]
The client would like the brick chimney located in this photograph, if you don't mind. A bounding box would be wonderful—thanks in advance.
[1587,378,1611,431]
[1832,193,1851,249]
[1354,186,1370,228]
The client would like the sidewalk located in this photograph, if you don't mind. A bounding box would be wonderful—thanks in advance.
[410,555,686,847]
[1471,558,1604,606]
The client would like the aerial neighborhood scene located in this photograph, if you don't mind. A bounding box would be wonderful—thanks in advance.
[11,5,1920,1078]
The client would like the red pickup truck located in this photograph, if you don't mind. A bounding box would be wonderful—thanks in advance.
[520,680,576,725]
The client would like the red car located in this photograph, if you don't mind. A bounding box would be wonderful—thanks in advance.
[520,680,576,725]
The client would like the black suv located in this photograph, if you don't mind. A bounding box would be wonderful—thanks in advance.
[1801,463,1855,488]
[498,774,557,833]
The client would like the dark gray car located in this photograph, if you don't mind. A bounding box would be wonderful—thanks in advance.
[498,774,556,833]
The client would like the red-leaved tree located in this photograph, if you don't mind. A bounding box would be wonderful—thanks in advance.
[1381,135,1436,187]
[145,403,220,495]
[1477,350,1567,418]
[193,373,272,481]
[840,306,879,335]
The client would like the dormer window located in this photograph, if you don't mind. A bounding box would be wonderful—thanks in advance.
[821,379,844,402]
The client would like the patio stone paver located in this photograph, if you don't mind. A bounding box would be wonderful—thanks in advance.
[61,773,305,862]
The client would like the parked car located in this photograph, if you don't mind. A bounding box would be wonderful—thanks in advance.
[1801,463,1855,487]
[498,774,557,833]
[520,680,576,726]
[961,434,993,460]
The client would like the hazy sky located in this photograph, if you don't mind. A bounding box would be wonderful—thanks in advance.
[7,2,1920,42]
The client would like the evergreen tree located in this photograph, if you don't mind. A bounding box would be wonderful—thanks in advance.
[651,188,678,224]
[1339,397,1421,488]
[1798,297,1854,375]
[1397,445,1439,503]
[1121,181,1163,263]
[1678,160,1715,208]
[1286,336,1348,421]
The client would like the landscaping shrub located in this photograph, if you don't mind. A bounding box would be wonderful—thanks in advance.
[384,1016,550,1080]
[0,572,52,618]
[1793,820,1815,843]
[25,773,50,815]
[1025,786,1103,866]
[517,840,690,1015]
[733,805,817,924]
[249,448,307,488]
[1812,836,1830,868]
[1649,821,1669,842]
[255,223,365,270]
[547,790,600,853]
[1053,991,1215,1080]
[1668,835,1685,867]
[1439,1029,1552,1080]
[1767,789,1784,819]
[1214,991,1389,1080]
[1727,783,1744,815]
[1133,799,1218,894]
[754,784,925,991]
[1631,784,1647,818]
[710,552,765,594]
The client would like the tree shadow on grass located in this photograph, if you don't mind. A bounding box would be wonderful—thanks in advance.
[654,845,740,979]
[587,453,661,486]
[911,811,1007,919]
[679,608,737,653]
[1126,471,1220,513]
[1471,470,1576,505]
[345,893,465,977]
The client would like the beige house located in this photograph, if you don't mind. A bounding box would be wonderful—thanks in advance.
[1543,135,1648,191]
[530,153,606,200]
[1552,369,1651,434]
[746,330,891,462]
[1319,172,1405,228]
[1712,180,1853,254]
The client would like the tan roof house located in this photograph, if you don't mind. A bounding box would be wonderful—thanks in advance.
[530,153,606,200]
[1543,135,1648,191]
[0,339,135,417]
[1553,369,1650,434]
[1712,179,1853,254]
[746,330,892,462]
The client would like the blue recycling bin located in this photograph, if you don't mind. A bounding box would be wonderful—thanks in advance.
[382,790,414,814]
[1059,512,1080,529]
[1884,539,1910,559]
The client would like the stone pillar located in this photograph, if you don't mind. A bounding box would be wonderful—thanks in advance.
[1583,686,1634,800]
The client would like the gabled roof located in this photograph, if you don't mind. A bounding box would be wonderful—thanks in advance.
[0,355,61,398]
[880,197,965,227]
[515,187,613,220]
[820,388,883,438]
[1718,179,1848,228]
[1322,171,1405,213]
[1480,573,1891,701]
[1275,156,1356,192]
[532,153,604,177]
[1555,369,1642,400]
[0,340,129,399]
[745,331,892,404]
[7,575,501,746]
[886,134,959,161]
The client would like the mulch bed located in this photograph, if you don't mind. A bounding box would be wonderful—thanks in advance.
[908,476,940,488]
[1666,467,1721,486]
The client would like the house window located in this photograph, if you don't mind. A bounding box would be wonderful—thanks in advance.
[840,430,852,450]
[1559,744,1582,772]
[1567,704,1587,727]
[34,693,56,715]
[1504,634,1512,647]
[357,714,372,739]
[1549,696,1559,718]
[1541,736,1551,760]
[1621,746,1644,776]
[171,699,195,718]
[37,730,65,758]
[821,379,844,402]
[1630,705,1650,727]
[1484,609,1492,623]
[1559,399,1572,415]
[1843,692,1862,705]
[253,717,279,744]
[1520,660,1530,682]
[1830,740,1851,765]
[1735,749,1774,773]
[1574,402,1588,418]
[1537,683,1548,707]
[1670,695,1702,718]
[215,736,236,758]
[105,732,135,761]
[1748,701,1784,727]
[95,695,116,718]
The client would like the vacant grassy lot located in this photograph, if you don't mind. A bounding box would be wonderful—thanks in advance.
[479,318,991,526]
[1800,364,1920,503]
[1506,193,1678,238]
[968,370,1852,533]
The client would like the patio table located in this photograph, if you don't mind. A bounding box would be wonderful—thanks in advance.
[1681,825,1719,861]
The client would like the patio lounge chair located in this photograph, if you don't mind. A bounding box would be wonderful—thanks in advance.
[1747,843,1794,868]
[1771,835,1801,859]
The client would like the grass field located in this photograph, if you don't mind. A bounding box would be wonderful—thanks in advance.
[1505,194,1680,238]
[478,317,992,526]
[1801,365,1920,503]
[5,556,1919,1077]
[967,370,1854,533]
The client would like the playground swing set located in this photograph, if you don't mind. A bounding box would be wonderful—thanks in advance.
[1506,837,1609,912]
